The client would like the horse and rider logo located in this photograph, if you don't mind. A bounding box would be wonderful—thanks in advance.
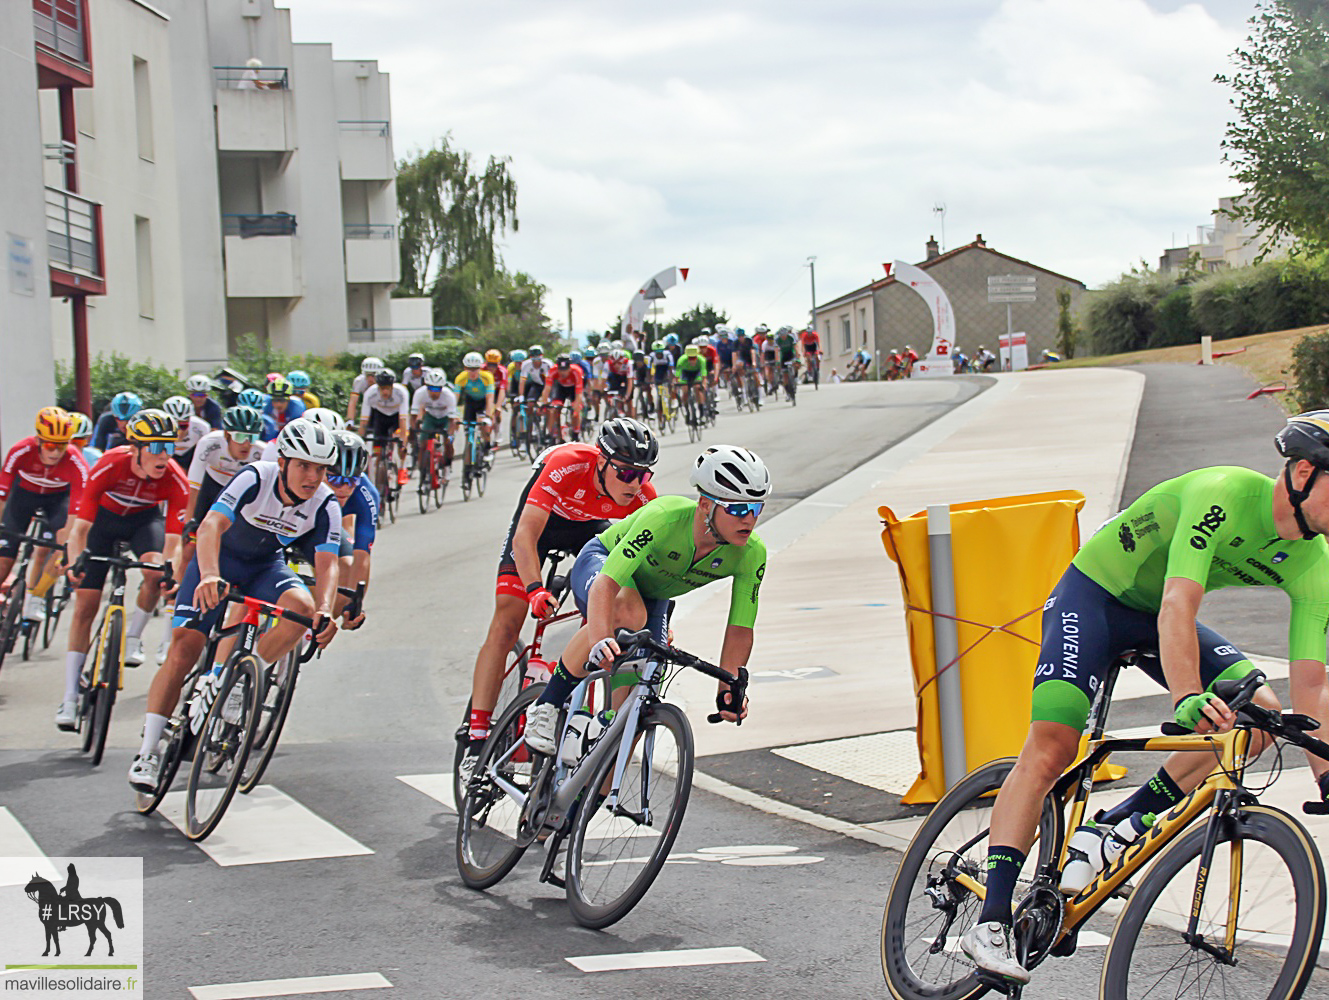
[23,863,126,957]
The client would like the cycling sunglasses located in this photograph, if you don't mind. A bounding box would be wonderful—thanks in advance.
[705,494,764,519]
[143,441,176,456]
[189,391,208,398]
[609,461,652,485]
[229,431,257,444]
[326,474,357,487]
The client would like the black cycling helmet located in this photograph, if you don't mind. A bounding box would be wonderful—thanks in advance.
[556,353,571,367]
[597,416,658,468]
[331,429,369,479]
[1277,411,1329,539]
[375,368,396,388]
[632,350,645,360]
[406,352,425,368]
[222,405,264,435]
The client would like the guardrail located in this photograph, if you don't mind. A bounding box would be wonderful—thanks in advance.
[46,186,100,276]
[33,0,87,65]
[338,120,390,137]
[222,213,297,237]
[213,65,289,90]
[344,224,394,240]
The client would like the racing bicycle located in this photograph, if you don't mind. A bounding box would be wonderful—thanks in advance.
[460,419,489,501]
[0,517,63,670]
[417,428,449,513]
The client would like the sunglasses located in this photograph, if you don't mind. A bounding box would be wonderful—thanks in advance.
[229,432,257,444]
[143,441,176,456]
[427,385,443,392]
[609,462,652,485]
[326,473,357,487]
[705,494,764,519]
[189,391,208,398]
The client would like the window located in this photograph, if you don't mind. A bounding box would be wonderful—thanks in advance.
[133,57,153,161]
[841,316,851,352]
[75,89,94,137]
[860,307,868,345]
[135,216,154,318]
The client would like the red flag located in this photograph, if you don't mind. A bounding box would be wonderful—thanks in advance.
[679,268,689,281]
[882,262,893,277]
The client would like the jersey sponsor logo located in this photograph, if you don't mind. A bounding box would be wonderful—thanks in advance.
[1244,557,1284,585]
[1060,612,1079,679]
[1188,504,1227,549]
[1230,536,1245,547]
[668,551,680,561]
[710,557,724,569]
[1118,523,1135,553]
[1043,595,1057,611]
[618,528,654,560]
[1214,557,1259,586]
[1272,551,1289,564]
[1212,644,1240,657]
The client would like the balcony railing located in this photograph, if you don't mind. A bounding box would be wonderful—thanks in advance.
[222,213,297,238]
[338,120,390,137]
[344,223,394,240]
[214,65,289,90]
[46,186,100,276]
[33,0,86,65]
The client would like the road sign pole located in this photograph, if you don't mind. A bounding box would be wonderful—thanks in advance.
[1006,304,1013,371]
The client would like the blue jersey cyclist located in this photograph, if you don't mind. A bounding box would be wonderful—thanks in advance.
[129,418,344,793]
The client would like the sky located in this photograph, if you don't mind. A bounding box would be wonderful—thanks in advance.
[287,0,1260,335]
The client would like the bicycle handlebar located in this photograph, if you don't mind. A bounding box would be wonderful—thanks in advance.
[0,527,66,555]
[1160,669,1267,736]
[612,627,749,726]
[70,552,173,586]
[218,586,315,630]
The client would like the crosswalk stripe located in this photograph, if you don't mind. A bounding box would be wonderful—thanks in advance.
[396,773,457,812]
[159,787,373,866]
[0,807,60,887]
[188,971,392,999]
[566,946,766,973]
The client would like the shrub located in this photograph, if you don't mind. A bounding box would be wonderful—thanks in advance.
[1291,330,1329,411]
[54,353,184,416]
[1149,286,1197,348]
[1085,268,1177,354]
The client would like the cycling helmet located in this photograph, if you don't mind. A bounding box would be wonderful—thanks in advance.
[69,412,93,441]
[236,388,267,410]
[35,406,74,444]
[110,391,143,420]
[126,408,179,445]
[265,372,281,384]
[690,445,771,502]
[162,395,194,422]
[612,339,624,349]
[375,368,396,388]
[222,405,264,435]
[287,369,311,390]
[510,349,527,363]
[302,407,345,433]
[694,336,708,346]
[331,430,369,478]
[569,350,583,362]
[701,327,712,336]
[597,417,658,468]
[406,352,425,368]
[611,349,627,361]
[652,340,664,351]
[423,368,447,388]
[529,344,544,356]
[684,345,700,357]
[268,376,294,399]
[360,356,384,376]
[463,351,484,369]
[1276,411,1329,539]
[185,374,212,394]
[484,349,502,364]
[665,334,679,346]
[556,353,571,367]
[275,418,337,465]
[632,350,645,360]
[755,324,769,335]
[718,328,731,339]
[597,344,611,356]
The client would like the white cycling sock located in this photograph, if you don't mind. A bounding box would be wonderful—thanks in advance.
[64,652,86,703]
[127,607,152,640]
[139,713,168,757]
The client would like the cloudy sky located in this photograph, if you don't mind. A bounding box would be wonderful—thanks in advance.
[292,0,1258,335]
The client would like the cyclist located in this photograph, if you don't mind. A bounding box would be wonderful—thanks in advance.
[287,369,320,408]
[57,410,187,729]
[606,349,633,417]
[647,340,673,415]
[664,332,682,364]
[264,377,306,436]
[696,337,720,392]
[163,396,210,473]
[773,326,799,390]
[400,353,428,395]
[70,412,101,468]
[1040,348,1062,365]
[455,352,498,453]
[886,348,904,380]
[589,344,611,420]
[733,327,755,382]
[715,327,735,387]
[519,345,554,425]
[183,406,265,538]
[0,407,89,622]
[230,388,275,441]
[675,344,708,419]
[525,444,770,752]
[347,356,385,423]
[297,429,374,627]
[459,418,660,779]
[412,368,456,479]
[903,344,919,377]
[630,350,651,415]
[541,354,585,441]
[129,419,343,792]
[570,350,592,384]
[358,368,409,479]
[506,349,526,389]
[961,412,1329,985]
[799,327,822,383]
[977,344,997,372]
[185,375,223,429]
[760,328,780,390]
[506,349,529,448]
[92,392,142,452]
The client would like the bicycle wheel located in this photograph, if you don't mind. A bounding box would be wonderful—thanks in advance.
[21,618,35,661]
[88,609,124,768]
[134,714,190,816]
[184,654,261,841]
[880,758,1058,1000]
[385,457,399,524]
[456,683,544,889]
[418,450,432,515]
[238,652,299,793]
[42,582,65,649]
[1100,803,1325,1000]
[565,701,693,929]
[0,579,24,671]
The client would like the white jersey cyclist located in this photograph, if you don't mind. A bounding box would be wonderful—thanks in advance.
[413,384,457,420]
[519,357,555,387]
[211,461,341,559]
[360,383,410,419]
[188,430,263,489]
[179,415,210,455]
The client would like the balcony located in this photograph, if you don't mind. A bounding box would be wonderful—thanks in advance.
[223,214,301,298]
[338,121,393,181]
[33,0,92,88]
[344,224,398,284]
[214,66,293,153]
[46,186,104,295]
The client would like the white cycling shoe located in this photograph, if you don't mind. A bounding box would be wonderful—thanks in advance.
[123,637,145,667]
[23,594,46,621]
[524,702,558,755]
[155,634,170,665]
[128,753,161,793]
[221,687,246,725]
[960,921,1030,985]
[54,700,78,732]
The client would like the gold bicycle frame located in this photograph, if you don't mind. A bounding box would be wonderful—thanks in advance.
[91,604,126,692]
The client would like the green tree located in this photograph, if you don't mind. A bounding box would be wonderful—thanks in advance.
[1055,286,1079,358]
[1084,265,1178,355]
[1216,2,1329,253]
[663,304,730,344]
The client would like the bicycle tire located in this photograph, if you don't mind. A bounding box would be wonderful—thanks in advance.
[42,584,65,649]
[238,652,300,793]
[78,624,100,754]
[22,618,35,661]
[456,683,544,889]
[184,654,261,841]
[88,609,124,768]
[134,715,190,816]
[0,578,24,672]
[565,701,694,929]
[417,451,431,515]
[880,758,1058,1000]
[1100,803,1325,1000]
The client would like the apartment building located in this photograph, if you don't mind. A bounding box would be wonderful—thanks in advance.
[1158,195,1294,275]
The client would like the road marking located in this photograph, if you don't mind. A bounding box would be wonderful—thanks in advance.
[566,946,765,973]
[0,808,60,886]
[772,729,921,796]
[396,773,457,812]
[188,972,392,999]
[160,787,373,866]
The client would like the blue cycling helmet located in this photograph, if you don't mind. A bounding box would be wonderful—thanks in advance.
[110,391,143,420]
[665,334,679,346]
[510,349,527,363]
[236,388,267,409]
[287,369,311,391]
[569,350,583,362]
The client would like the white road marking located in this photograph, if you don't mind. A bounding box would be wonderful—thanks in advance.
[566,946,766,973]
[0,808,60,886]
[160,786,373,866]
[396,772,457,812]
[187,971,392,999]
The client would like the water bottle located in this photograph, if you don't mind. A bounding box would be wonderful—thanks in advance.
[1059,822,1107,894]
[1102,812,1154,867]
[526,657,553,684]
[559,709,594,766]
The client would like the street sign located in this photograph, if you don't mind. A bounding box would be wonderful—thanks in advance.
[988,292,1037,303]
[988,275,1036,286]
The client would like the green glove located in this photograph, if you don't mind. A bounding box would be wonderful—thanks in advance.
[1173,692,1220,732]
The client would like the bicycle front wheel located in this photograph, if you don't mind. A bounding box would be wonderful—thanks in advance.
[566,701,694,929]
[184,655,261,841]
[88,609,124,768]
[0,578,24,671]
[881,758,1058,1000]
[1101,803,1325,1000]
[238,652,299,793]
[42,583,64,649]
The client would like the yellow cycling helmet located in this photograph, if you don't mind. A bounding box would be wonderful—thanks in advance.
[125,408,179,444]
[484,349,502,364]
[684,345,700,357]
[35,406,74,444]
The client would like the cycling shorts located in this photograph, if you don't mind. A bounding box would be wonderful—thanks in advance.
[0,488,68,559]
[678,369,703,385]
[172,550,307,635]
[495,499,611,600]
[1031,564,1255,731]
[461,397,489,424]
[79,508,164,592]
[522,381,544,402]
[552,383,578,404]
[569,538,669,643]
[607,373,628,395]
[419,413,451,438]
[652,369,671,386]
[365,409,399,444]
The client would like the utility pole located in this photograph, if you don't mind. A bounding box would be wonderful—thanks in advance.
[566,297,573,342]
[806,255,817,331]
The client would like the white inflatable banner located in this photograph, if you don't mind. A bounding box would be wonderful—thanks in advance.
[887,259,954,379]
[621,266,688,348]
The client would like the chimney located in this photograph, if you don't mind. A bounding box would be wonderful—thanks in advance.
[975,233,986,246]
[925,236,939,260]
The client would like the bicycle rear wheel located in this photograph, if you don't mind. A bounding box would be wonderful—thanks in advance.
[0,579,24,672]
[88,609,124,767]
[42,582,66,649]
[184,654,261,841]
[417,450,432,515]
[238,652,299,793]
[1101,803,1325,1000]
[880,758,1058,1000]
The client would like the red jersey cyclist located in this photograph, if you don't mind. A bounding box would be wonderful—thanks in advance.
[540,354,585,441]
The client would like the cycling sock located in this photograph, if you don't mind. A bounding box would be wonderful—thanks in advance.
[139,713,168,757]
[64,651,87,703]
[32,568,58,599]
[535,661,578,707]
[468,708,492,741]
[1097,768,1183,826]
[977,847,1026,926]
[127,607,152,640]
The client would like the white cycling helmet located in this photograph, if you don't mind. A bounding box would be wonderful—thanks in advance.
[423,368,447,387]
[162,395,194,422]
[690,445,771,502]
[184,374,211,394]
[276,418,338,465]
[303,407,346,433]
[611,349,627,361]
[597,344,611,356]
[463,351,484,368]
[360,356,384,376]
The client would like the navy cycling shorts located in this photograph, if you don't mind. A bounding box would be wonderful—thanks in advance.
[1031,564,1254,731]
[570,538,670,643]
[172,550,308,635]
